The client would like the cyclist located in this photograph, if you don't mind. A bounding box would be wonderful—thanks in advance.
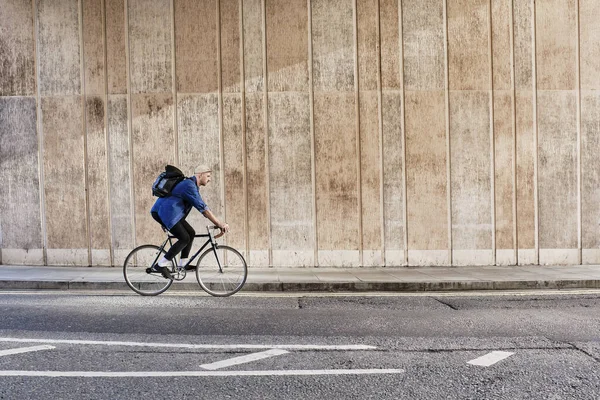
[150,165,229,278]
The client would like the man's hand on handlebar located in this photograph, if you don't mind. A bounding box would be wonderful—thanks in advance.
[219,223,230,233]
[211,223,229,239]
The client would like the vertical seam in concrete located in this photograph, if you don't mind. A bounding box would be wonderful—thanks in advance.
[261,0,272,266]
[531,0,539,264]
[443,0,452,265]
[488,0,496,265]
[124,0,137,249]
[102,0,115,266]
[32,0,48,265]
[576,0,582,264]
[509,0,518,264]
[0,195,2,263]
[308,0,318,267]
[79,0,93,266]
[353,0,364,266]
[217,0,227,241]
[398,0,408,266]
[239,0,249,262]
[0,162,2,262]
[376,0,385,266]
[170,0,179,166]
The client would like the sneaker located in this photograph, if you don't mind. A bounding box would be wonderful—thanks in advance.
[184,264,196,271]
[151,265,172,279]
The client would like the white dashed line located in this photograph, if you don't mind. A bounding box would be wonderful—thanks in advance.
[467,351,514,367]
[0,345,55,357]
[201,349,289,370]
[0,369,405,378]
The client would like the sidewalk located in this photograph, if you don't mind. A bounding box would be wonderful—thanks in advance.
[1,264,600,292]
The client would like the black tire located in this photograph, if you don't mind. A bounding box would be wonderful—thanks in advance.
[195,245,248,297]
[123,244,174,296]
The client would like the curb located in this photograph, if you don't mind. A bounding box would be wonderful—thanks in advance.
[1,279,599,292]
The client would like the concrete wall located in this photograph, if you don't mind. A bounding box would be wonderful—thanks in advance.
[1,0,599,267]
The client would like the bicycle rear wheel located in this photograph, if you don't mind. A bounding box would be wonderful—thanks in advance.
[123,244,174,296]
[195,245,247,297]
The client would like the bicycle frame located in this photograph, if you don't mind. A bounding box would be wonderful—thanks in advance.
[123,224,247,297]
[155,226,224,272]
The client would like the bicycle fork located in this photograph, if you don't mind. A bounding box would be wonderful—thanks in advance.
[207,227,224,274]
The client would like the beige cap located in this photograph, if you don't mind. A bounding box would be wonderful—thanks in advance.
[194,165,212,174]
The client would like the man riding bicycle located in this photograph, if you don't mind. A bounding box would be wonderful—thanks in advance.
[150,165,229,278]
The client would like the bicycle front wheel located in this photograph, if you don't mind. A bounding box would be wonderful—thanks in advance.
[123,244,174,296]
[195,245,247,297]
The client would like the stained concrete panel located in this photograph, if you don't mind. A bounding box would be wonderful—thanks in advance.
[582,91,600,250]
[357,0,381,257]
[177,94,223,230]
[41,96,87,249]
[85,97,110,259]
[243,0,264,93]
[314,92,358,250]
[175,0,218,93]
[535,0,577,90]
[128,0,172,93]
[491,0,512,90]
[380,0,400,90]
[222,94,246,251]
[449,91,492,249]
[580,0,600,90]
[447,0,490,91]
[359,92,382,254]
[106,0,127,94]
[515,90,535,253]
[537,91,578,249]
[493,91,514,250]
[132,94,175,245]
[357,0,378,91]
[107,95,133,261]
[402,0,445,91]
[513,0,533,90]
[0,0,35,96]
[405,90,447,251]
[82,1,110,262]
[243,0,268,262]
[381,91,405,259]
[220,0,241,93]
[83,0,105,95]
[0,97,41,249]
[311,0,355,92]
[266,0,308,92]
[245,93,269,256]
[36,0,81,96]
[268,92,313,262]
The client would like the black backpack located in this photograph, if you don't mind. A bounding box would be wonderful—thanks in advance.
[152,165,185,198]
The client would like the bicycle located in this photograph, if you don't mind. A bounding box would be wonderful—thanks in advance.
[123,226,247,297]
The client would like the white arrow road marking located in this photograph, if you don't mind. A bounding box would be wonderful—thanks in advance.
[0,369,405,378]
[0,337,375,351]
[201,349,289,370]
[467,351,514,367]
[0,345,55,357]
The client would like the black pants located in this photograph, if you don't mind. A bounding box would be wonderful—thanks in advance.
[152,213,195,260]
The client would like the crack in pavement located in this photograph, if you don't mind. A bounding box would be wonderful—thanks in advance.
[432,297,459,310]
[567,342,600,363]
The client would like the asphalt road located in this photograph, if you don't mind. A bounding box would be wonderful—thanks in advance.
[0,290,600,399]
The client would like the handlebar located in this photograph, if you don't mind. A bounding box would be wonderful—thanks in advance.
[208,225,225,239]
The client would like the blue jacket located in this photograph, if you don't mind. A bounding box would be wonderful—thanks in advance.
[150,176,208,229]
